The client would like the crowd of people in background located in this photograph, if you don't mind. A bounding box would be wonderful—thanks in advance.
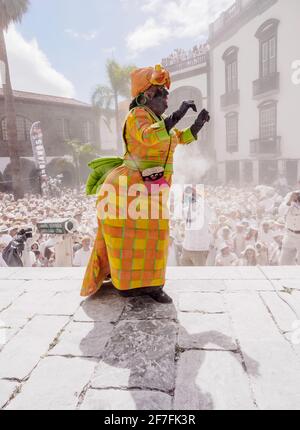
[0,182,297,268]
[0,188,96,268]
[161,43,209,68]
[168,184,293,267]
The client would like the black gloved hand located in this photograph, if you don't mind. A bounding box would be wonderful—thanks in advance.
[164,100,197,133]
[190,109,210,139]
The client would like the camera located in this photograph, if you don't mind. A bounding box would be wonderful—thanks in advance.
[2,228,33,267]
[9,228,33,252]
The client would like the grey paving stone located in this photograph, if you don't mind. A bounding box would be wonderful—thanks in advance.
[7,267,85,280]
[174,350,255,410]
[227,291,300,410]
[167,267,265,280]
[224,280,274,292]
[165,279,226,293]
[120,296,177,321]
[273,280,300,292]
[0,279,26,292]
[178,312,237,351]
[49,321,114,358]
[178,292,225,313]
[260,292,300,333]
[0,289,55,322]
[0,290,24,312]
[0,315,69,380]
[0,326,19,351]
[22,279,83,292]
[80,388,172,410]
[91,320,177,392]
[0,380,19,409]
[74,293,126,323]
[6,356,96,410]
[261,266,300,280]
[0,268,18,280]
[38,290,83,316]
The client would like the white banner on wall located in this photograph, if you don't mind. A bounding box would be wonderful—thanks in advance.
[30,121,47,178]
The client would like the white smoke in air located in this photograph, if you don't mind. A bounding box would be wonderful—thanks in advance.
[173,142,212,185]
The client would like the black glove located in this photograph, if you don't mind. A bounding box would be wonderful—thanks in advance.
[190,109,210,139]
[164,100,197,133]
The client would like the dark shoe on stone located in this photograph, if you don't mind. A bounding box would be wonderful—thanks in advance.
[147,288,173,304]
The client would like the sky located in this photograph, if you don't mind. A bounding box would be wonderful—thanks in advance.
[4,0,235,103]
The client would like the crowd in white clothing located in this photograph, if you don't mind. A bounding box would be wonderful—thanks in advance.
[161,44,209,68]
[168,185,291,267]
[0,183,297,268]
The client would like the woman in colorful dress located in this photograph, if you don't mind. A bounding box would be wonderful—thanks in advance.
[81,64,210,303]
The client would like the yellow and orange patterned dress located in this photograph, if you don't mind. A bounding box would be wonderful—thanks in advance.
[80,106,195,297]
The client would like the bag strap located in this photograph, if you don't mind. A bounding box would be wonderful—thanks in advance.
[123,107,172,179]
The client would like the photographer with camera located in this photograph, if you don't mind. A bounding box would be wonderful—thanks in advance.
[2,228,34,267]
[279,191,300,265]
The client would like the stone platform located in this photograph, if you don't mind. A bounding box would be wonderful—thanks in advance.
[1,266,300,410]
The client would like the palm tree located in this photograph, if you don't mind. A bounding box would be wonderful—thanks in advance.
[0,0,29,199]
[106,60,135,154]
[91,85,114,151]
[65,139,96,191]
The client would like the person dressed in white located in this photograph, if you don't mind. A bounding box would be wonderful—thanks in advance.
[0,242,8,267]
[180,193,213,267]
[73,237,92,267]
[279,191,300,265]
[215,244,238,266]
[233,223,246,258]
[258,221,275,250]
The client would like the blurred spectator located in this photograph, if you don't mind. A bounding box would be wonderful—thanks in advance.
[73,236,92,267]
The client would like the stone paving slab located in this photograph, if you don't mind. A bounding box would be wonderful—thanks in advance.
[0,315,69,380]
[6,356,96,410]
[0,380,19,409]
[73,293,126,323]
[22,279,83,292]
[91,319,177,393]
[49,321,114,358]
[224,280,274,292]
[174,350,256,410]
[178,313,237,351]
[0,268,18,280]
[120,297,177,321]
[7,267,85,280]
[1,267,300,410]
[165,279,226,293]
[80,389,172,410]
[226,291,300,410]
[260,291,300,333]
[167,267,266,280]
[178,292,225,313]
[261,266,300,280]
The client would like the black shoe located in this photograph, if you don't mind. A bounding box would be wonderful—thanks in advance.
[147,288,173,304]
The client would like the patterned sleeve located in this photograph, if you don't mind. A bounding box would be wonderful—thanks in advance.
[173,127,196,145]
[127,107,171,147]
[127,107,196,147]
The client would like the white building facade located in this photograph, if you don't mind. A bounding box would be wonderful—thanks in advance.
[209,0,300,185]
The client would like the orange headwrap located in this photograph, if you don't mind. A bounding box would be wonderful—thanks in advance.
[130,64,171,98]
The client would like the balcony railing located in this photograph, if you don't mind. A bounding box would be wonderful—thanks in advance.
[209,0,277,43]
[253,72,280,97]
[221,90,240,108]
[164,54,208,73]
[250,136,281,157]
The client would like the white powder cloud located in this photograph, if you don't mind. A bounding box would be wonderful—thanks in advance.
[4,25,75,98]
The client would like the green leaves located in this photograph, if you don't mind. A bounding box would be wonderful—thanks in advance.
[0,0,29,30]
